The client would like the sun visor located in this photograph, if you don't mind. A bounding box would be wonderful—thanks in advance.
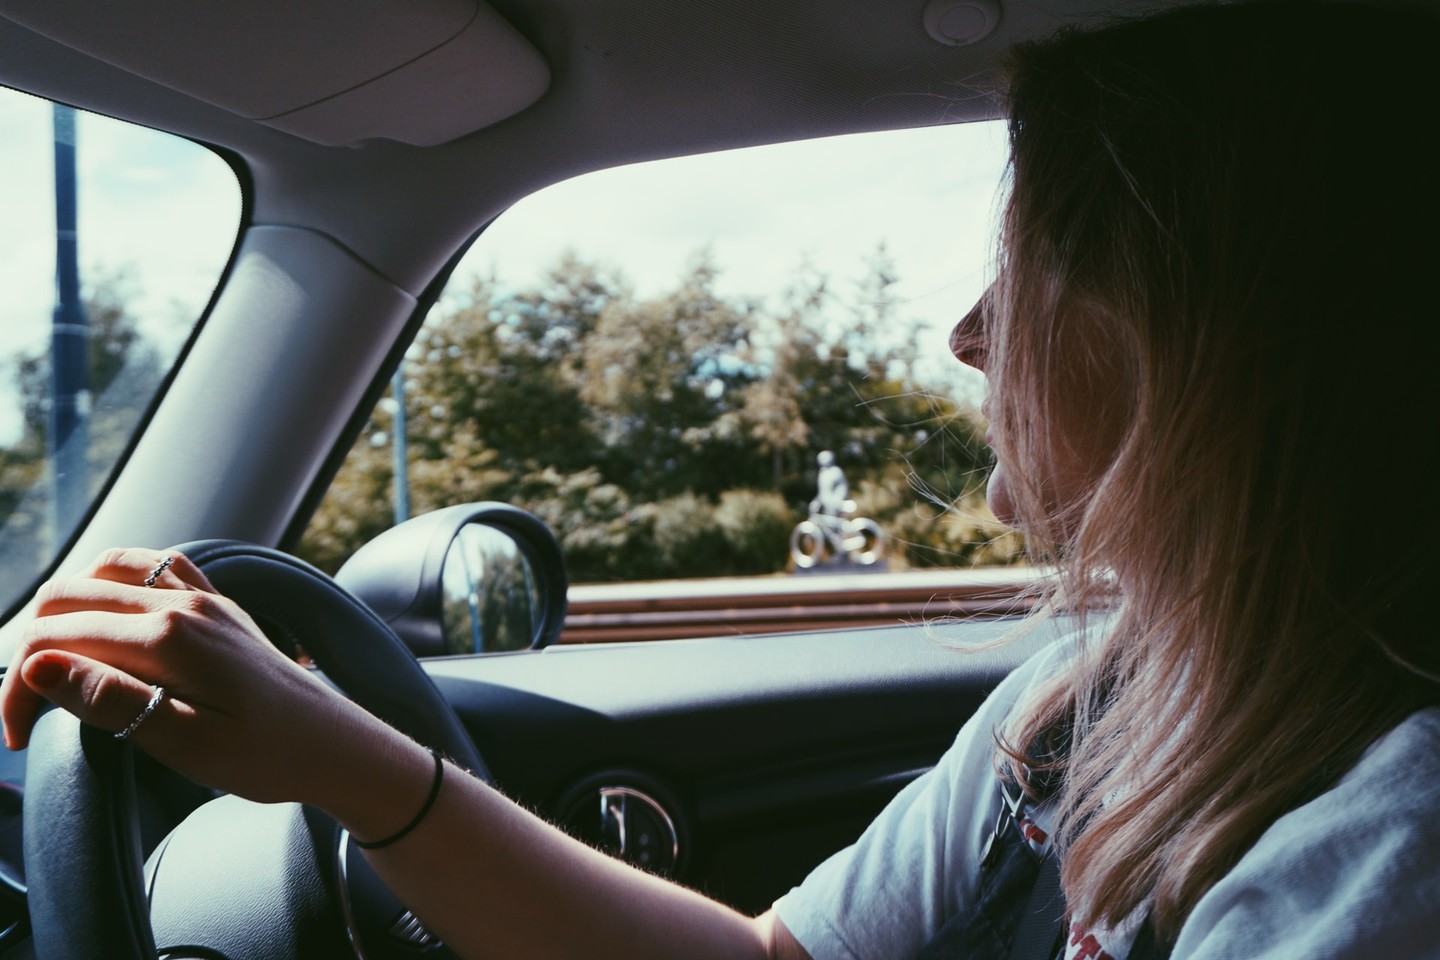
[0,0,549,146]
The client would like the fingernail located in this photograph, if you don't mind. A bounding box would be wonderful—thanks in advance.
[28,656,67,690]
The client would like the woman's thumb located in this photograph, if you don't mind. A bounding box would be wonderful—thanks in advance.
[23,653,70,692]
[22,652,171,744]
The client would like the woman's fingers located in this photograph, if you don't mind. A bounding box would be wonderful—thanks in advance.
[22,607,187,673]
[2,592,223,750]
[2,608,170,750]
[18,651,190,748]
[33,574,172,618]
[78,547,218,594]
[0,546,344,801]
[1,676,43,752]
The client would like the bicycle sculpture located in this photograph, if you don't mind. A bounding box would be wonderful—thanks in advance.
[789,450,886,569]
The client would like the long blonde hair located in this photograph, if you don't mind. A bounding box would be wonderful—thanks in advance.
[990,1,1440,939]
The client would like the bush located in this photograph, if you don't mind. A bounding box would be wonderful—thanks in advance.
[715,489,795,574]
[883,490,1026,568]
[644,493,728,578]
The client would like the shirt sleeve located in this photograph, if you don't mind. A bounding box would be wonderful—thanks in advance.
[772,638,1076,960]
[1172,708,1440,960]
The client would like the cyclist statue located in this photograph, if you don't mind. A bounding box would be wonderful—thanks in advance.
[791,450,885,569]
[810,450,851,519]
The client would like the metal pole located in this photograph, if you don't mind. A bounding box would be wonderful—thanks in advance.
[390,365,411,524]
[454,538,485,654]
[50,104,89,537]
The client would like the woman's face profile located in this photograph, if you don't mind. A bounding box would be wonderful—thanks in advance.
[950,286,1130,534]
[948,289,1019,524]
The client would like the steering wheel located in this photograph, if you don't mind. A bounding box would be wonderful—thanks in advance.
[21,541,487,960]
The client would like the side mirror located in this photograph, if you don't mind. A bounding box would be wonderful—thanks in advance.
[335,502,568,657]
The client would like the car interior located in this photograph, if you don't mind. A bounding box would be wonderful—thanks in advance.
[1,0,1419,957]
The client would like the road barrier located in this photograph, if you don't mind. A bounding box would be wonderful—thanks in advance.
[562,567,1047,643]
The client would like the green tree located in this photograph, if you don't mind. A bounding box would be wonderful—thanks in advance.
[740,264,824,487]
[406,274,600,475]
[14,268,155,442]
[300,247,1009,582]
[580,252,762,499]
[505,251,624,372]
[0,268,168,604]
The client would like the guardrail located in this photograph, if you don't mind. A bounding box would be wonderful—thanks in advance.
[561,566,1047,643]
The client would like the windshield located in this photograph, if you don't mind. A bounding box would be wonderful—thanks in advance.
[301,122,1020,652]
[0,88,241,616]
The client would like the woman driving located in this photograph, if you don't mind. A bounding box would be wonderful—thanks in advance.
[4,2,1437,957]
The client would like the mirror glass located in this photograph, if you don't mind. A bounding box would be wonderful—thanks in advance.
[440,523,543,654]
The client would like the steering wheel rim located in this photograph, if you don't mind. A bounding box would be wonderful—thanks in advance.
[22,541,485,960]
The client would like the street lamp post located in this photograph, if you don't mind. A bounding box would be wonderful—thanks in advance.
[391,365,411,525]
[50,104,89,538]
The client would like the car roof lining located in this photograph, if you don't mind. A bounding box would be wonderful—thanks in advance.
[7,0,1435,294]
[0,0,1178,293]
[0,0,551,147]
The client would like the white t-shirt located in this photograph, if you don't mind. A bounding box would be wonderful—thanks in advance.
[773,638,1440,959]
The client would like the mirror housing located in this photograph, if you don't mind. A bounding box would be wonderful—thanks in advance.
[335,502,568,657]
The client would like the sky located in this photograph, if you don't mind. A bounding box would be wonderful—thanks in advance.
[0,87,241,445]
[462,121,1009,390]
[0,86,1009,448]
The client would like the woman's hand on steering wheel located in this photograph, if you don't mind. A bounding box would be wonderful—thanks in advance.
[0,546,386,808]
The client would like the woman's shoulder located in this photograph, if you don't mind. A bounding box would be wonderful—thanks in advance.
[1172,706,1440,959]
[1350,706,1440,776]
[1283,705,1440,836]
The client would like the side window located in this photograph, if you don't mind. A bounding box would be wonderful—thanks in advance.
[0,89,240,616]
[300,122,1021,649]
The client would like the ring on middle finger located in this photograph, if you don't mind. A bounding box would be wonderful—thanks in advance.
[144,556,175,588]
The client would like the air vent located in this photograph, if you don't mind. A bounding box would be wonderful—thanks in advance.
[558,779,684,877]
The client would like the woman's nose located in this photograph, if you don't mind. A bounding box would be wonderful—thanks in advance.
[950,284,992,371]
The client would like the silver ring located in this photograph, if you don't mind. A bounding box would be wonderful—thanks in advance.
[114,686,166,741]
[144,556,175,588]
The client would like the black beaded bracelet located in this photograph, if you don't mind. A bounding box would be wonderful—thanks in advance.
[354,747,445,850]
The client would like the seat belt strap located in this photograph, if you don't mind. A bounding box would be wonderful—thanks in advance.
[1008,848,1065,960]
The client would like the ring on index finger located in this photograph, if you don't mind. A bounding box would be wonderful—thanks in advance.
[143,556,175,588]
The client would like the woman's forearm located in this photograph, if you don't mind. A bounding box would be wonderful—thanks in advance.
[317,706,810,960]
[0,549,809,960]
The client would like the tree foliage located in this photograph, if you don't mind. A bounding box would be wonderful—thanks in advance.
[0,270,167,605]
[300,247,1020,581]
[0,250,1020,611]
